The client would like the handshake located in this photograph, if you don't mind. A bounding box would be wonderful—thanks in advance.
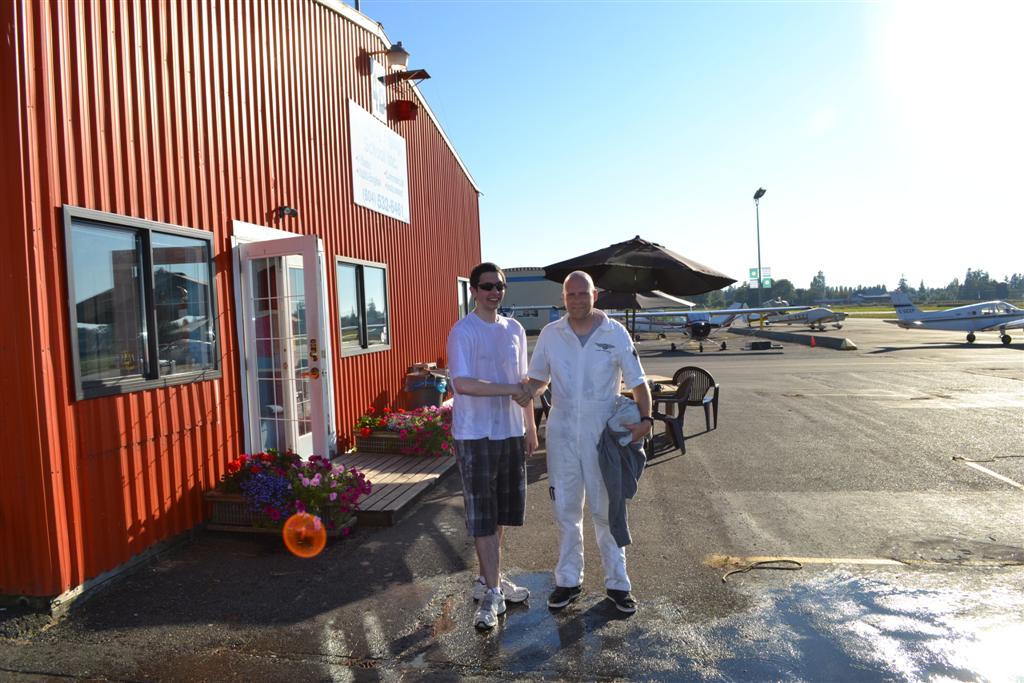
[511,381,537,407]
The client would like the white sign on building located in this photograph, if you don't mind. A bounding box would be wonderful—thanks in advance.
[349,100,409,223]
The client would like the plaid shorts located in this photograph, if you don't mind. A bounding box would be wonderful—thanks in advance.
[454,436,527,537]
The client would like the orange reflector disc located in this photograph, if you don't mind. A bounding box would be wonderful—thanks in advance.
[282,512,327,558]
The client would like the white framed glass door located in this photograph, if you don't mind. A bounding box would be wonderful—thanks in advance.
[237,234,335,458]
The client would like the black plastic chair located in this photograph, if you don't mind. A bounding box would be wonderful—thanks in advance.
[671,366,720,432]
[651,374,694,453]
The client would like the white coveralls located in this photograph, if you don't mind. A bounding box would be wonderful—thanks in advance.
[527,312,646,591]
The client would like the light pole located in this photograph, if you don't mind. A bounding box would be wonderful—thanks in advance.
[753,187,766,306]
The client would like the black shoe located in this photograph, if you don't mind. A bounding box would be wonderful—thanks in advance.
[606,589,637,614]
[547,585,582,609]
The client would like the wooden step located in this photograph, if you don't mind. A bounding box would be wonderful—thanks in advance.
[332,451,458,527]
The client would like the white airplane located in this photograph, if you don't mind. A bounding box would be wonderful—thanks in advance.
[884,291,1024,345]
[610,302,809,344]
[762,307,848,331]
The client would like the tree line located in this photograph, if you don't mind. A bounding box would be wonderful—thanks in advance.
[689,269,1024,308]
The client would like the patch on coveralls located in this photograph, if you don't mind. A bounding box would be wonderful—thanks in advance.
[595,342,614,352]
[549,486,556,501]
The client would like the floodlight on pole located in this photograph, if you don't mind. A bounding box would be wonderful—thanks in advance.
[753,187,767,317]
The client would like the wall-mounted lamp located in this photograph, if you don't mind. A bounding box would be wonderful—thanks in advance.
[277,205,298,220]
[385,41,410,71]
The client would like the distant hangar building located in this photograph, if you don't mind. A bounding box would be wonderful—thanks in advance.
[502,267,564,333]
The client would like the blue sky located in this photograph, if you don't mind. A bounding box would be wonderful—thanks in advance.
[359,0,1023,291]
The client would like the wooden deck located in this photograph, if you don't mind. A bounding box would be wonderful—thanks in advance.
[335,451,458,527]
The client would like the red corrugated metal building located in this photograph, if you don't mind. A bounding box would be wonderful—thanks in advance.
[0,0,481,605]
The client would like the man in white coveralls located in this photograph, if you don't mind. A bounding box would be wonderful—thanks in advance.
[521,271,653,614]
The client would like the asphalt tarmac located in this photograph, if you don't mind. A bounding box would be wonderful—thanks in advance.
[2,319,1022,681]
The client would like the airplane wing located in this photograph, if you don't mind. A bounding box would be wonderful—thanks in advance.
[625,304,809,319]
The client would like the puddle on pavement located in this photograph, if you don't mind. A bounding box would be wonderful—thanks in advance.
[405,569,1024,681]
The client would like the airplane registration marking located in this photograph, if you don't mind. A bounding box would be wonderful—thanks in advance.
[957,461,1024,491]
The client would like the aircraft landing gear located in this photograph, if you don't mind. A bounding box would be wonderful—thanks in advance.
[1001,334,1012,345]
[698,342,704,353]
[966,332,976,344]
[720,341,727,351]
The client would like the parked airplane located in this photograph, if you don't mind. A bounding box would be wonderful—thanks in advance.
[852,291,890,304]
[884,291,1024,345]
[763,307,848,331]
[612,302,809,345]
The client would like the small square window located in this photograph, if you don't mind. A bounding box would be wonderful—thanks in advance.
[337,257,391,356]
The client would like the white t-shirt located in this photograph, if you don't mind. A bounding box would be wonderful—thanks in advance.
[446,313,528,440]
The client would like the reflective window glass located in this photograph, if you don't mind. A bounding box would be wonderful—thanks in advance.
[71,223,148,388]
[65,207,219,399]
[152,232,215,375]
[336,259,390,355]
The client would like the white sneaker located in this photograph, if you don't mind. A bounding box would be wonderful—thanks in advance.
[472,576,530,603]
[474,588,506,630]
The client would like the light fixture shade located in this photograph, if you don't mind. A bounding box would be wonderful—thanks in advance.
[753,187,767,200]
[386,41,410,71]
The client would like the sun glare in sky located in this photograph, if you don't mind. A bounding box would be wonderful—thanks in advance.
[365,1,1023,291]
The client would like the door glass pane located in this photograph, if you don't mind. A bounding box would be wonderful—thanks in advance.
[249,255,312,455]
[152,232,215,374]
[70,222,148,387]
[364,265,388,347]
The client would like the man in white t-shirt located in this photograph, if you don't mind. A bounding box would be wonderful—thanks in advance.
[446,262,539,630]
[521,271,652,615]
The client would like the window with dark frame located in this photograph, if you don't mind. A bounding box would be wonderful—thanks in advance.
[64,206,220,400]
[457,277,471,318]
[337,257,390,355]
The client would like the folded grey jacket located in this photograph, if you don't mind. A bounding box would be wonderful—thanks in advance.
[598,396,647,548]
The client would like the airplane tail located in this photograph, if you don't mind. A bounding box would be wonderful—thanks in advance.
[889,290,921,321]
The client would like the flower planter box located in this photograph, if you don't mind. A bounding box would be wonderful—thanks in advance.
[204,490,355,536]
[355,430,402,454]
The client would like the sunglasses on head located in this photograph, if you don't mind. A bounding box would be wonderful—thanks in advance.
[476,282,507,292]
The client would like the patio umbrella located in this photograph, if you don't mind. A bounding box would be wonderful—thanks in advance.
[543,235,736,296]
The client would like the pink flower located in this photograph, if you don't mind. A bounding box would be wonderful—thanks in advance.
[329,492,338,501]
[441,442,449,451]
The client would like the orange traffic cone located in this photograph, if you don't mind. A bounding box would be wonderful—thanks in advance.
[810,336,817,348]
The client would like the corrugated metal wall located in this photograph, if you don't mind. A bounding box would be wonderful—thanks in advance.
[1,0,480,597]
